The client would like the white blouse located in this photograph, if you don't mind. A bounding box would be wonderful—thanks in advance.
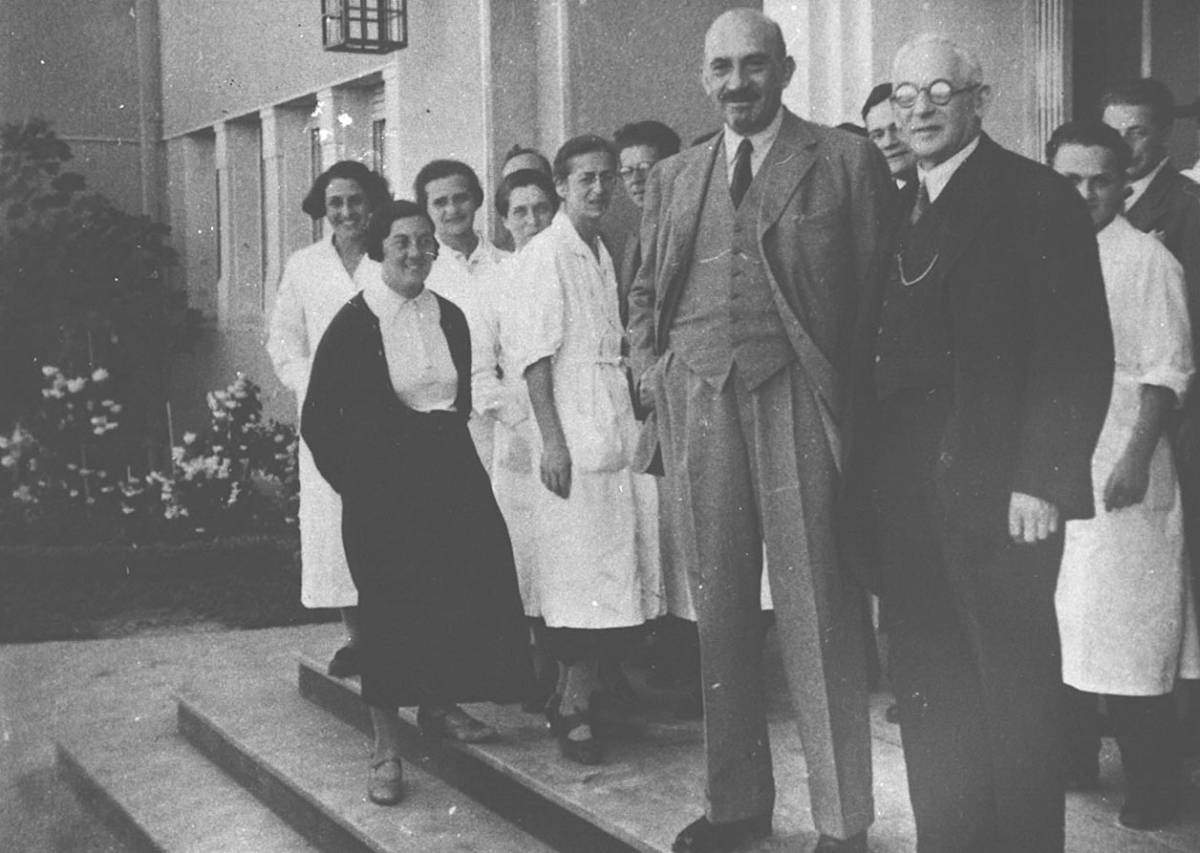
[361,280,458,413]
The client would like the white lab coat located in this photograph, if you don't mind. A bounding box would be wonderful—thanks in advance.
[266,235,380,608]
[506,212,663,628]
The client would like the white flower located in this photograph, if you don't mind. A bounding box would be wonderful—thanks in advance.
[1,455,16,469]
[12,485,33,503]
[66,378,86,394]
[41,365,58,377]
[91,368,110,382]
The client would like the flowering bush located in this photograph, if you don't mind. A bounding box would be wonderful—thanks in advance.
[0,369,297,545]
[158,374,298,535]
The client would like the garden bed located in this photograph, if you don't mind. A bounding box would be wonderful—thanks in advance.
[0,532,337,643]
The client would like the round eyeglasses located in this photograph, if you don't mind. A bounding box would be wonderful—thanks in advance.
[891,80,979,109]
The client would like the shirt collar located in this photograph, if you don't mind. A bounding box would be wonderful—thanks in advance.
[918,133,981,203]
[722,106,785,170]
[550,208,602,259]
[362,277,433,324]
[442,232,504,269]
[1124,157,1169,212]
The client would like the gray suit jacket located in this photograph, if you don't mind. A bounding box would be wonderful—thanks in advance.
[627,108,891,470]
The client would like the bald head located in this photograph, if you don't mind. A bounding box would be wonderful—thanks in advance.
[702,9,795,135]
[705,9,787,63]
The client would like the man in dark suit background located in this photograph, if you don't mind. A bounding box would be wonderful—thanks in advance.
[1102,79,1200,744]
[851,34,1114,852]
[862,83,917,192]
[629,9,889,852]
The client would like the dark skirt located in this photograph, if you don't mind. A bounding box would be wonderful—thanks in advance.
[341,412,534,710]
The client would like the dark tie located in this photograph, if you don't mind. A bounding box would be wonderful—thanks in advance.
[909,179,930,225]
[730,138,753,208]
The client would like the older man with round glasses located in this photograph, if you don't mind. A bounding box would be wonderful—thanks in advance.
[842,33,1114,852]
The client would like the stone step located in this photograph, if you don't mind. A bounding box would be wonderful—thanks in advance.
[176,675,558,853]
[56,720,318,853]
[297,654,709,853]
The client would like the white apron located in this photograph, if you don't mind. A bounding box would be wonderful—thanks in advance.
[1057,216,1199,695]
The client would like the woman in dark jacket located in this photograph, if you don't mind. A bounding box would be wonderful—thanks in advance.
[301,199,533,805]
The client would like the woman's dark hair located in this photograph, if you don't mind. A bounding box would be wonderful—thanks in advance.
[503,145,552,176]
[413,159,485,212]
[1045,120,1132,175]
[301,160,391,220]
[495,168,560,218]
[613,120,682,160]
[365,199,437,262]
[552,135,618,182]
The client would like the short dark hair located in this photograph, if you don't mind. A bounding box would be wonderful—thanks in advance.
[1101,78,1176,128]
[503,145,552,176]
[413,159,484,212]
[1045,120,1132,175]
[837,122,868,137]
[301,161,391,220]
[861,83,893,122]
[552,135,617,182]
[613,120,682,160]
[365,199,437,262]
[495,168,559,218]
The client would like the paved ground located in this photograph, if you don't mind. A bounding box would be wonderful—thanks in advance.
[2,623,1199,852]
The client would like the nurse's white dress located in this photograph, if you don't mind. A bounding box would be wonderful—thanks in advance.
[267,234,380,608]
[1057,214,1199,696]
[506,212,663,628]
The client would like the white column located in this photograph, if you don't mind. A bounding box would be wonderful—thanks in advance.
[214,119,264,327]
[134,0,163,220]
[1031,0,1068,160]
[766,0,876,127]
[381,61,404,186]
[316,88,342,167]
[259,107,285,315]
[179,133,218,320]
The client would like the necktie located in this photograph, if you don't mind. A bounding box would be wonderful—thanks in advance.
[909,179,930,225]
[730,138,753,208]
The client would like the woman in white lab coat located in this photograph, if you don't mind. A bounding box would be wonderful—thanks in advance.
[267,161,391,677]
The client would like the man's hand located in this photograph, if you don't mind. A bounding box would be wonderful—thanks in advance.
[1102,450,1151,511]
[1008,492,1059,543]
[540,437,572,499]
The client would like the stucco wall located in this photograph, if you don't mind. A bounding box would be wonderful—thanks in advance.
[0,0,145,211]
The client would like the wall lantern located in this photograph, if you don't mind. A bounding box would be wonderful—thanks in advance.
[321,0,407,53]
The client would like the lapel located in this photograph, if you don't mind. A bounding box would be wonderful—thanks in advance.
[1126,164,1175,231]
[924,134,1003,282]
[754,110,820,240]
[656,137,722,343]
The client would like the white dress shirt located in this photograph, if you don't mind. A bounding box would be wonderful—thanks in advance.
[721,106,785,182]
[361,280,458,413]
[1125,157,1170,212]
[918,133,981,203]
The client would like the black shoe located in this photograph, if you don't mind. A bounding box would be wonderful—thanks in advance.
[813,831,867,852]
[327,644,360,678]
[671,814,771,853]
[556,709,603,765]
[1118,786,1179,829]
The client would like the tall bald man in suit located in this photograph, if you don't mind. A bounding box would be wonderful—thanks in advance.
[628,10,889,853]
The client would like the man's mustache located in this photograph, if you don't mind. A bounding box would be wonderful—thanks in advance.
[720,89,759,104]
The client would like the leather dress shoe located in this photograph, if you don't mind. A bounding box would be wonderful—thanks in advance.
[327,644,360,678]
[1119,787,1178,830]
[417,705,499,743]
[672,814,771,852]
[367,757,403,805]
[813,831,868,852]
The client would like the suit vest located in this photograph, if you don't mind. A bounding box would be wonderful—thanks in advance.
[667,144,794,390]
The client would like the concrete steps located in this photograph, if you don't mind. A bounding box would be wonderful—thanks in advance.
[56,716,318,853]
[176,674,559,853]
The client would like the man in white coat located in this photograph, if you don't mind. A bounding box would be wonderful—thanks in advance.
[1050,120,1197,831]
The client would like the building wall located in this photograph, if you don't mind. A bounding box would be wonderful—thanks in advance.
[0,0,145,212]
